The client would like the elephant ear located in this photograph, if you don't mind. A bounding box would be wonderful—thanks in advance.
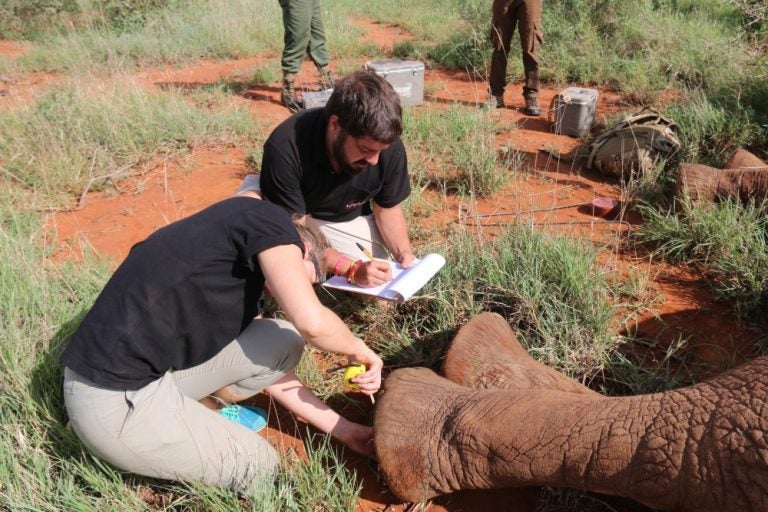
[442,312,600,396]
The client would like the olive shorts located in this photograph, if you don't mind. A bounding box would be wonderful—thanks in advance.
[63,318,304,491]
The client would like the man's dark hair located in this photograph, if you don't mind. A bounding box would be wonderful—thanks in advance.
[325,70,403,144]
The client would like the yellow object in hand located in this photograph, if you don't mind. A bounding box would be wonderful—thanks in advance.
[343,364,366,389]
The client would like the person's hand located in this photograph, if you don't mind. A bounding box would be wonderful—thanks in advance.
[398,250,417,268]
[335,422,377,459]
[348,345,383,396]
[354,259,393,287]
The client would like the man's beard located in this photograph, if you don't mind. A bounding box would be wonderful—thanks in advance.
[332,131,368,176]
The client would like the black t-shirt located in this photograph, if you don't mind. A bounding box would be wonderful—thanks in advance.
[260,108,411,222]
[59,198,303,390]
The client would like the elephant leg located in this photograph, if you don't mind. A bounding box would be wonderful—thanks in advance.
[442,312,599,396]
[376,360,768,512]
[375,367,610,503]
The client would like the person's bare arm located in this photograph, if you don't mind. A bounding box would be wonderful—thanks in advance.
[372,203,416,267]
[258,244,382,394]
[265,370,375,457]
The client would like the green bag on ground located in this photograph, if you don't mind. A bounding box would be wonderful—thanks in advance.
[586,108,682,179]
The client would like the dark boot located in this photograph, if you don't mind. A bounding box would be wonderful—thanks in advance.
[524,96,541,116]
[280,73,303,113]
[482,93,505,110]
[317,65,335,90]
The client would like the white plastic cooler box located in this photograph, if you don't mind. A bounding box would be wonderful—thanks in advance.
[550,87,598,137]
[364,59,425,106]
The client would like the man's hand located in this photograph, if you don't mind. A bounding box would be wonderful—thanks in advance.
[353,259,393,287]
[398,250,417,268]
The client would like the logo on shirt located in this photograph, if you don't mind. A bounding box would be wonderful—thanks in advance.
[345,199,367,211]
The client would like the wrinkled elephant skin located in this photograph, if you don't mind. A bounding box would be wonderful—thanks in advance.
[374,313,768,512]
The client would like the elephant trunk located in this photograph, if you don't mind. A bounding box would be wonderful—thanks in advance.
[375,364,768,512]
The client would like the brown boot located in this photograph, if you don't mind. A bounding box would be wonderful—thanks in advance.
[317,65,335,90]
[281,73,304,113]
[524,96,541,116]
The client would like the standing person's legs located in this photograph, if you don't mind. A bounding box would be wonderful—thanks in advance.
[307,215,388,260]
[517,0,543,106]
[489,0,516,100]
[278,0,313,111]
[307,0,334,89]
[63,319,304,491]
[278,0,312,75]
[307,0,330,68]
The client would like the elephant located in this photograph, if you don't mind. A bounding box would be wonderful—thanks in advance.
[373,312,768,512]
[675,149,768,209]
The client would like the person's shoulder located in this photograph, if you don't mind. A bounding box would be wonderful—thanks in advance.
[267,108,325,146]
[272,108,324,132]
[381,138,407,160]
[223,197,295,230]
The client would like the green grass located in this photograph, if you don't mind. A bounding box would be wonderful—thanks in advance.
[330,226,650,382]
[403,104,504,197]
[0,77,256,211]
[635,197,768,320]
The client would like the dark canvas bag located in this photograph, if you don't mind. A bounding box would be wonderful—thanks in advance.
[544,108,682,179]
[586,108,682,178]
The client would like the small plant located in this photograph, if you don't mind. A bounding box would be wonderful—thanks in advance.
[281,432,362,511]
[251,67,278,86]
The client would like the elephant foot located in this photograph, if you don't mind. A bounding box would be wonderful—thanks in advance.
[442,312,599,396]
[374,367,488,502]
[375,366,604,503]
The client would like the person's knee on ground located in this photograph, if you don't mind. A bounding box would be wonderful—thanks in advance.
[235,174,262,198]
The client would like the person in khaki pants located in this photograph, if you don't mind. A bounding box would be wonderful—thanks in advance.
[486,0,543,115]
[60,197,381,491]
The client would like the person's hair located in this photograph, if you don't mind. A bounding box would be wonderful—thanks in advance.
[292,216,330,278]
[324,70,403,144]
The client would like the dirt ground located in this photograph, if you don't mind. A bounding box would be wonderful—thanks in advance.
[4,18,764,512]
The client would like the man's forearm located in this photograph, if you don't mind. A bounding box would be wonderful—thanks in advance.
[372,203,415,264]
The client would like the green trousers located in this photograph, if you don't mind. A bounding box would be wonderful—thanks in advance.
[278,0,330,74]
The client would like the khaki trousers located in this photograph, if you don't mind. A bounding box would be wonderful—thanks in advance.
[489,0,543,98]
[307,214,388,261]
[63,318,304,491]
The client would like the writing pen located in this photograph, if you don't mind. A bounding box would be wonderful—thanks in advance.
[355,242,375,261]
